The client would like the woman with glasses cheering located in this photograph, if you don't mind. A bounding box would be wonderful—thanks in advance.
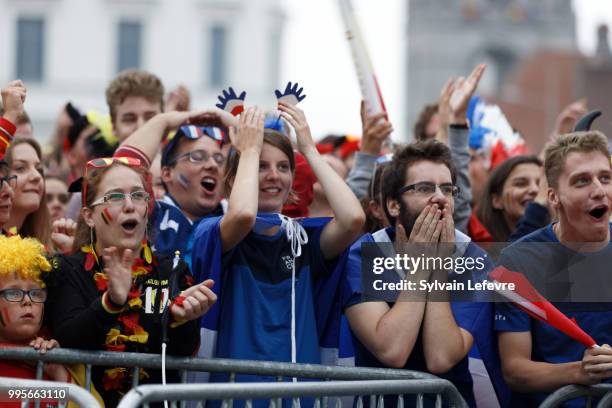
[45,157,217,406]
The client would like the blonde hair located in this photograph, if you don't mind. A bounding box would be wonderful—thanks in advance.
[0,235,51,287]
[544,131,610,189]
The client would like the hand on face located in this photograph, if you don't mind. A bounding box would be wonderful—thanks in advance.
[170,279,217,322]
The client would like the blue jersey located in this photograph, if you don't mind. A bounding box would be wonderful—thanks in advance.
[342,227,499,408]
[190,214,347,407]
[494,223,612,407]
[152,195,223,268]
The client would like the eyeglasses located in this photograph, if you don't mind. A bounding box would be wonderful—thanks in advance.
[82,157,149,207]
[0,175,17,191]
[168,149,225,166]
[0,288,47,303]
[90,190,150,207]
[398,182,459,198]
[46,192,70,204]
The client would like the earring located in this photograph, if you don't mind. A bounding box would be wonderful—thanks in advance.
[141,238,153,264]
[82,227,99,271]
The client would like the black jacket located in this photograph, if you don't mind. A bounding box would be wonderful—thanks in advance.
[46,251,199,407]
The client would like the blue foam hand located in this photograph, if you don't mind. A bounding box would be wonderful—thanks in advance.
[275,81,306,106]
[215,86,246,116]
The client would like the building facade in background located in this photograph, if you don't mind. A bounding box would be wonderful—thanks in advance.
[406,0,576,146]
[0,0,285,144]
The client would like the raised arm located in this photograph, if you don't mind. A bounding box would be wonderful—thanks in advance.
[219,106,265,252]
[345,101,393,199]
[447,64,486,232]
[117,109,238,168]
[0,80,26,159]
[279,102,365,260]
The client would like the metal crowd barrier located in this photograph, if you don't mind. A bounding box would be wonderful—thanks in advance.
[118,380,463,408]
[0,347,467,408]
[0,376,101,408]
[539,384,612,408]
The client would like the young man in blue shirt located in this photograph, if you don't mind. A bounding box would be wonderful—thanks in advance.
[495,131,612,407]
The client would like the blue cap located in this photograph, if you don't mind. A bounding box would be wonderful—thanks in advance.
[161,125,226,166]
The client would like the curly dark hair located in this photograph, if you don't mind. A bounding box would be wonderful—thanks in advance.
[381,140,456,225]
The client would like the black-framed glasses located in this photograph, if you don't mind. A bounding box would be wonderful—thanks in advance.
[0,175,17,191]
[169,149,225,166]
[90,190,150,207]
[0,288,47,303]
[398,182,459,198]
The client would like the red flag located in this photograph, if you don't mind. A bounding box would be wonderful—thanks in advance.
[490,266,597,348]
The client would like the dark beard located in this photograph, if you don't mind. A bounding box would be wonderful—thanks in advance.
[398,199,419,236]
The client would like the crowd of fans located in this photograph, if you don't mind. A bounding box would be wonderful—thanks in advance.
[0,62,611,408]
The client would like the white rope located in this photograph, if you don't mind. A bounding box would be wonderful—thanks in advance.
[162,251,180,408]
[162,342,168,408]
[280,215,308,384]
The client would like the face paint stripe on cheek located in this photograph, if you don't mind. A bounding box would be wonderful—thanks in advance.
[178,174,191,189]
[0,308,10,326]
[101,208,113,225]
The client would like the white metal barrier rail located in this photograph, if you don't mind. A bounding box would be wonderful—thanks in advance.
[0,376,102,408]
[539,384,612,408]
[117,379,465,408]
[0,347,468,408]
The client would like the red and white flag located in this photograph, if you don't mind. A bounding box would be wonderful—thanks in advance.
[490,266,596,348]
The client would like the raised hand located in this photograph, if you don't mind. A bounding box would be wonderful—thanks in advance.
[449,64,486,122]
[278,102,315,155]
[102,247,134,306]
[165,85,191,112]
[229,106,265,154]
[162,108,238,132]
[275,81,306,106]
[552,98,588,137]
[435,79,454,143]
[1,80,27,124]
[170,279,217,321]
[216,87,247,116]
[360,100,393,155]
[51,218,77,254]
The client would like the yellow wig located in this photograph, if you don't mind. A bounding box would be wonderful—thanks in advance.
[0,235,51,287]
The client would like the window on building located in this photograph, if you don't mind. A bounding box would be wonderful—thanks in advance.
[209,25,227,87]
[16,17,45,82]
[117,20,142,72]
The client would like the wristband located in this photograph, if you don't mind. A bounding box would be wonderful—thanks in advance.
[102,292,126,314]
